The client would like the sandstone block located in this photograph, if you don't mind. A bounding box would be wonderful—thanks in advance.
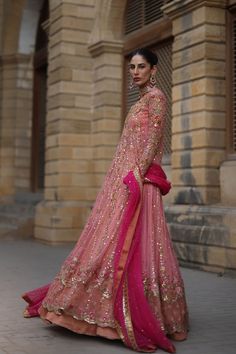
[173,95,225,116]
[172,111,225,134]
[46,146,73,160]
[57,133,90,146]
[173,24,225,52]
[74,96,92,109]
[48,81,91,96]
[51,17,93,34]
[173,60,225,85]
[173,78,225,101]
[72,68,93,82]
[63,0,94,5]
[48,107,91,121]
[93,160,111,173]
[172,129,225,150]
[57,186,97,201]
[48,67,72,84]
[172,167,219,187]
[57,28,90,45]
[220,160,236,206]
[35,226,80,243]
[92,118,121,132]
[93,105,121,119]
[94,91,121,107]
[46,134,59,148]
[59,3,95,19]
[72,146,93,159]
[172,6,225,36]
[93,145,116,159]
[94,53,122,68]
[47,119,91,135]
[172,149,225,169]
[48,93,75,109]
[44,187,57,200]
[171,185,220,204]
[95,65,123,81]
[49,53,92,71]
[94,78,121,94]
[92,132,120,146]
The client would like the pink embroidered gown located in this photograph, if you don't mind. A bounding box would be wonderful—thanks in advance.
[23,87,188,352]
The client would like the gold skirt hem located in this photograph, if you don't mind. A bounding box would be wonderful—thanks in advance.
[39,307,120,341]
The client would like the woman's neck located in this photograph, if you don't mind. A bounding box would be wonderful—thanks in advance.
[139,82,156,98]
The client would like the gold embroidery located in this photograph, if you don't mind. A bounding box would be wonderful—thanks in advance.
[122,276,138,350]
[40,87,188,340]
[114,320,125,342]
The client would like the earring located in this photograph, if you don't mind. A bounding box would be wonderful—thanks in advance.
[129,77,135,90]
[150,75,156,87]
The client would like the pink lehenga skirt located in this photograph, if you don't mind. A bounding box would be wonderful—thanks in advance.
[22,164,188,353]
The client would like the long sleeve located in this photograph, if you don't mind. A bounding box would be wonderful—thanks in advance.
[135,91,167,181]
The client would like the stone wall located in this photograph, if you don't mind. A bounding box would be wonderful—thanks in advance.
[34,0,127,243]
[164,0,226,205]
[35,0,96,243]
[0,0,36,195]
[163,0,236,274]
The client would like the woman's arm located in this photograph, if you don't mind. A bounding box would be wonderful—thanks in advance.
[134,91,167,184]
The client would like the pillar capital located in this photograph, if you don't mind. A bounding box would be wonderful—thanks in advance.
[88,39,123,58]
[162,0,227,19]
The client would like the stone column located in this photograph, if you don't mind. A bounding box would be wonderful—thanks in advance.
[0,55,18,195]
[0,0,3,51]
[88,40,123,191]
[163,0,227,205]
[15,56,33,191]
[35,0,95,243]
[0,0,31,196]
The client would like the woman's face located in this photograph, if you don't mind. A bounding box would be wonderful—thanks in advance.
[129,54,156,88]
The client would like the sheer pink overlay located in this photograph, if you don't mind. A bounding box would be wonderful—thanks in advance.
[22,87,188,352]
[113,166,175,353]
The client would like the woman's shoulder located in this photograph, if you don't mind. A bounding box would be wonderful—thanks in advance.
[147,87,166,101]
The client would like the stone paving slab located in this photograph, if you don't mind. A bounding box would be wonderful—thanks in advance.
[0,239,236,354]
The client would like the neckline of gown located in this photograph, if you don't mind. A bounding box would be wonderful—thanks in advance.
[139,85,157,99]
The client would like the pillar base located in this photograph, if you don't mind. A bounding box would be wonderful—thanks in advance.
[165,204,236,274]
[220,159,236,206]
[34,200,92,244]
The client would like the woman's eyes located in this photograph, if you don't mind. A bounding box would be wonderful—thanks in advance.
[129,65,146,69]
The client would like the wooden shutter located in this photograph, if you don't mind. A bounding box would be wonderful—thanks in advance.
[125,0,165,35]
[145,0,165,25]
[152,41,172,156]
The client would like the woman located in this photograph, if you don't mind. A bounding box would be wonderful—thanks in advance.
[22,48,188,353]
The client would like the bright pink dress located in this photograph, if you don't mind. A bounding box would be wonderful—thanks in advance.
[22,87,188,353]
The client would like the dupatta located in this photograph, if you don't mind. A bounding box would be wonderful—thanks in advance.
[22,163,175,353]
[113,163,175,353]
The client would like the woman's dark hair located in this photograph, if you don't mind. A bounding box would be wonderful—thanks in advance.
[129,48,158,67]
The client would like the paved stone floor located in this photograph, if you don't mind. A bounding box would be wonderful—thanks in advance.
[0,238,236,354]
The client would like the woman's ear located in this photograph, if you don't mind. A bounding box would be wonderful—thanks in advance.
[151,65,157,76]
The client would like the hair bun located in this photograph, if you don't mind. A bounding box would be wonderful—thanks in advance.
[129,48,158,67]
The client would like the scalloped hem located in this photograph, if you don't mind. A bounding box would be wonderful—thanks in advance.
[39,307,120,341]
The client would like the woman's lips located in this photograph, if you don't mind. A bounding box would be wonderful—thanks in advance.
[134,78,141,82]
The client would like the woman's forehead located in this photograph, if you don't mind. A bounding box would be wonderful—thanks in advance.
[130,54,148,64]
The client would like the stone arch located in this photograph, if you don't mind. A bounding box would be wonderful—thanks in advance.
[2,0,25,55]
[3,0,44,55]
[89,0,128,45]
[0,0,47,195]
[18,0,44,54]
